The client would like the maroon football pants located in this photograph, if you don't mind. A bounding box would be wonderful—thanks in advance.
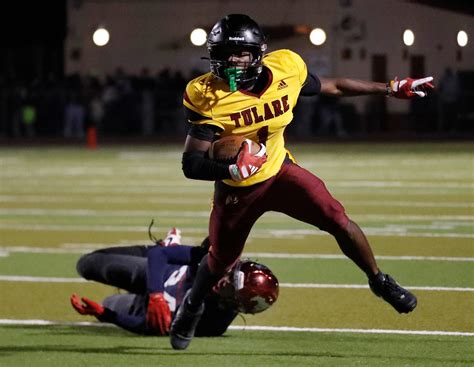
[208,161,349,274]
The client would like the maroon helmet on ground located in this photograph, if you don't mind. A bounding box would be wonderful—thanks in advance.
[232,260,279,314]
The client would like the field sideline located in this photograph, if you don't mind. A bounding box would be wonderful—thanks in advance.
[0,142,473,366]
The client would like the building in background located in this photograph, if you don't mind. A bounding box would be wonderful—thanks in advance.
[1,0,473,138]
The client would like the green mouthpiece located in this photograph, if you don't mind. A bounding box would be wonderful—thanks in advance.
[224,68,243,92]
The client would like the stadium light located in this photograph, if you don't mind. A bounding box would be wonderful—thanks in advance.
[309,28,327,46]
[93,27,110,47]
[190,28,207,46]
[403,29,415,46]
[457,30,468,47]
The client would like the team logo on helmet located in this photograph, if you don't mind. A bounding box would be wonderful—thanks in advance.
[232,260,279,314]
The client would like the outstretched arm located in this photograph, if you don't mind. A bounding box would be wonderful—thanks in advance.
[320,77,387,96]
[320,76,434,98]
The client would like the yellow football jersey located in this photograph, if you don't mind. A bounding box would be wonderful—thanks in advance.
[184,49,308,187]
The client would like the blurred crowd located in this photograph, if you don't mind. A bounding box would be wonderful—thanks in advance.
[0,67,471,140]
[0,67,190,139]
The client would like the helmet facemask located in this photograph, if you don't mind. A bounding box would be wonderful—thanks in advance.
[206,14,267,92]
[209,44,266,91]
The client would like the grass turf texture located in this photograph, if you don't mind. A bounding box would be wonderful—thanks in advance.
[0,326,472,367]
[0,142,473,366]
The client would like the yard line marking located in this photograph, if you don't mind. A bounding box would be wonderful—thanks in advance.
[1,208,473,222]
[0,195,472,208]
[0,276,472,292]
[0,208,211,218]
[245,253,474,262]
[3,246,474,262]
[279,283,474,292]
[0,246,92,254]
[0,223,472,238]
[333,181,473,189]
[0,319,472,337]
[2,176,472,188]
[0,319,112,327]
[0,195,209,205]
[0,276,87,283]
[228,325,474,337]
[345,200,473,208]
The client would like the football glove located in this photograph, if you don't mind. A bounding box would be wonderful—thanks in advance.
[229,140,267,182]
[70,294,104,317]
[389,76,434,99]
[146,292,172,335]
[159,227,182,247]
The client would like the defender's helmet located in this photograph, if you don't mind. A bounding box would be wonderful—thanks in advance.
[232,260,279,314]
[207,14,267,90]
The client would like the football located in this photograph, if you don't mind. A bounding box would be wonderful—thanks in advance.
[209,135,261,163]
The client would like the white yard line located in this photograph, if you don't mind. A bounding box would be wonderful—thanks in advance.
[0,319,472,336]
[0,208,211,218]
[228,325,474,337]
[2,246,474,262]
[0,275,472,292]
[245,253,474,262]
[0,195,471,208]
[0,195,209,205]
[0,276,87,283]
[1,208,473,221]
[0,223,472,239]
[279,283,474,292]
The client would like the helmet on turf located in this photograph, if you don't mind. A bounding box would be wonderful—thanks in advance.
[232,260,279,314]
[207,14,267,90]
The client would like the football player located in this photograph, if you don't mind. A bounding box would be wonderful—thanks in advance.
[71,228,279,336]
[171,14,434,350]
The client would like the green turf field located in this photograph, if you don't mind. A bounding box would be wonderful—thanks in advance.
[0,142,473,366]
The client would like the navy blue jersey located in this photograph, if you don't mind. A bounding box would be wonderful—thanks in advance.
[99,244,237,336]
[162,264,195,314]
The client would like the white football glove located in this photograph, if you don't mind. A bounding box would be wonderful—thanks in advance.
[389,76,434,99]
[229,140,267,182]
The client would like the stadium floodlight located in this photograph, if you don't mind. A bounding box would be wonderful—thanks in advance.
[190,28,207,46]
[457,30,468,47]
[309,28,327,46]
[403,29,415,46]
[93,27,110,47]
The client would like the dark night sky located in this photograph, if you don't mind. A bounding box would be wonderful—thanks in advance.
[0,1,66,46]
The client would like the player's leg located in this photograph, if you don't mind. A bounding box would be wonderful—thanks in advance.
[170,181,266,350]
[76,246,148,293]
[267,163,377,276]
[267,162,417,313]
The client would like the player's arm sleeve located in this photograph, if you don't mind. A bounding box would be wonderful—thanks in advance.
[147,245,207,293]
[99,308,148,335]
[182,149,232,181]
[300,73,321,96]
[181,122,232,181]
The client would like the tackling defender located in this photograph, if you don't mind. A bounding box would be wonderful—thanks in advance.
[71,228,279,336]
[171,14,435,350]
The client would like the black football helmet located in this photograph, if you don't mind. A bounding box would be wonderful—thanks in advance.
[232,260,279,314]
[207,14,267,91]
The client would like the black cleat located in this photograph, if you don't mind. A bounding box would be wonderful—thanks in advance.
[369,272,417,313]
[170,291,204,350]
